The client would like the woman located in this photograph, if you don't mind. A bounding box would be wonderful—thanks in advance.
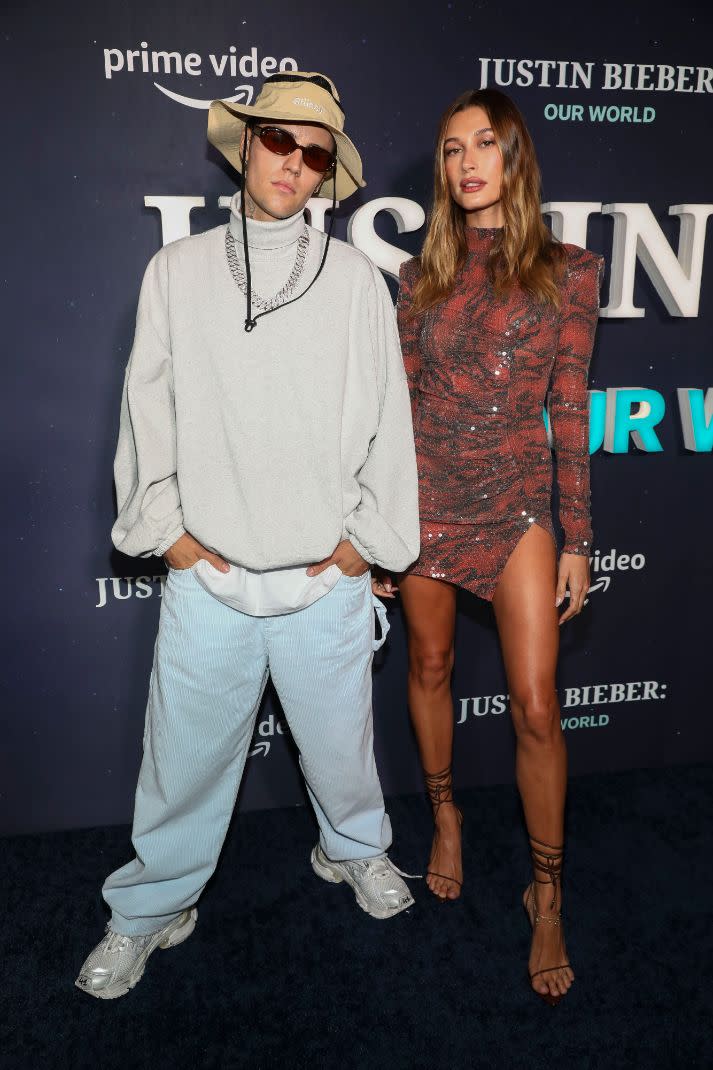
[393,89,603,1005]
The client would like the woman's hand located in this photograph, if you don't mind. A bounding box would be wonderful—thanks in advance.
[306,539,370,578]
[371,568,398,599]
[164,532,230,573]
[556,553,590,624]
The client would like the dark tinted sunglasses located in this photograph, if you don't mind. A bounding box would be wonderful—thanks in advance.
[252,125,336,174]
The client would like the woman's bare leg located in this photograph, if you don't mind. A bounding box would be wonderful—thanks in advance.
[492,524,574,1000]
[399,575,461,899]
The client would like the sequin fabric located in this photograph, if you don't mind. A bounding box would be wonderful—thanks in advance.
[397,228,604,601]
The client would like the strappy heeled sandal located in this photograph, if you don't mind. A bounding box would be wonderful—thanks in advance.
[523,837,572,1006]
[424,765,464,900]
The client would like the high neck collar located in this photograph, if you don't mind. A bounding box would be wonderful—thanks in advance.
[465,224,502,249]
[228,192,306,251]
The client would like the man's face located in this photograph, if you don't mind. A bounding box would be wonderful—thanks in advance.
[243,121,336,222]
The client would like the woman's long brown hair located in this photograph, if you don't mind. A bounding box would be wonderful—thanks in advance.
[411,89,566,314]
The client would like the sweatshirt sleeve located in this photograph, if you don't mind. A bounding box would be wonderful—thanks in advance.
[550,248,604,556]
[344,264,421,573]
[111,250,186,558]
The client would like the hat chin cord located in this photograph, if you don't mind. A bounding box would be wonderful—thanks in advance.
[240,125,337,333]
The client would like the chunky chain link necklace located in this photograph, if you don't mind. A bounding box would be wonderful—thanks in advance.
[225,226,311,313]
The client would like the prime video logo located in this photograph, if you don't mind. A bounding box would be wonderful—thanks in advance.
[585,547,645,600]
[101,42,298,109]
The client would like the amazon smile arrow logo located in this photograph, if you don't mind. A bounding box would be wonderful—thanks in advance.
[154,82,253,109]
[249,741,271,758]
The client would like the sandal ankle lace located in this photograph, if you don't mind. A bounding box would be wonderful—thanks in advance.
[424,764,461,820]
[529,836,564,914]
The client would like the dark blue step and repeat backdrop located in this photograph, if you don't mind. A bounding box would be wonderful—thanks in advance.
[3,1,712,834]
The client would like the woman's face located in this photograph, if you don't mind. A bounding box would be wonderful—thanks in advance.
[443,105,504,226]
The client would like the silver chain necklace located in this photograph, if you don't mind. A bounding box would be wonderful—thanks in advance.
[225,226,311,313]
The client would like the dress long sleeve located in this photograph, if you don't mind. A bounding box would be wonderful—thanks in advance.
[344,264,420,573]
[396,259,424,422]
[550,250,604,555]
[111,250,186,558]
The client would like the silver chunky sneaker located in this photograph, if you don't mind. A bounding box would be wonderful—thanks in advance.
[311,844,415,919]
[74,908,197,1000]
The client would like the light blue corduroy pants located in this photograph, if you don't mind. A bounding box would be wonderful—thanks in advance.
[103,566,392,936]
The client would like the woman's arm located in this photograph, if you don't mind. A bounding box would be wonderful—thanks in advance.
[550,248,604,622]
[550,249,604,557]
[396,259,424,421]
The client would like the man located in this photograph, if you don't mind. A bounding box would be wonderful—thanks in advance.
[76,72,419,1000]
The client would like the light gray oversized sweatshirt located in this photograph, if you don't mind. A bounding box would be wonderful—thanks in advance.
[111,194,420,574]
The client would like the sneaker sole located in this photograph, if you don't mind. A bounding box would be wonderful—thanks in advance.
[310,847,414,920]
[74,908,197,1000]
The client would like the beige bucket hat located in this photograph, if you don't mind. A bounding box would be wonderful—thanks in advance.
[208,71,365,201]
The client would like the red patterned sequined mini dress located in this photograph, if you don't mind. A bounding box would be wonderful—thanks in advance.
[397,227,603,601]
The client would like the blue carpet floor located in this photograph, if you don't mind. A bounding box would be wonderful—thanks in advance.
[2,763,712,1069]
